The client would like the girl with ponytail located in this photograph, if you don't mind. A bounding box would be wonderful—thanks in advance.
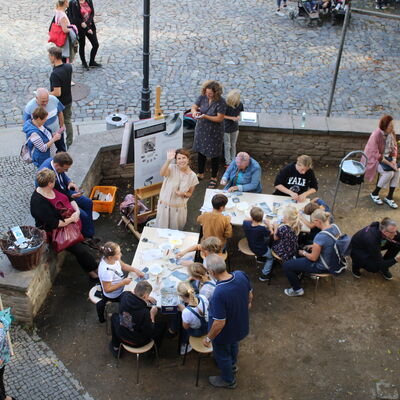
[187,262,216,300]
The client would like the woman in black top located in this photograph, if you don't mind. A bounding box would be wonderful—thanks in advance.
[273,155,318,202]
[68,0,101,70]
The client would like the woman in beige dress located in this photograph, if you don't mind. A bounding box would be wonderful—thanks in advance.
[156,149,199,230]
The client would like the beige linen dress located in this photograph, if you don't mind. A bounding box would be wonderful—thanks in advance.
[156,164,199,230]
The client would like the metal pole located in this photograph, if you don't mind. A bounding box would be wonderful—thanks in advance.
[326,6,351,117]
[139,0,151,119]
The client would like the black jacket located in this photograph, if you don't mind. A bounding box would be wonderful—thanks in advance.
[116,292,155,344]
[68,0,95,32]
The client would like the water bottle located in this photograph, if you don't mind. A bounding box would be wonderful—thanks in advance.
[301,112,306,128]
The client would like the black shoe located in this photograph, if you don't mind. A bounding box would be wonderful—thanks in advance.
[380,269,393,280]
[89,61,102,67]
[165,329,177,339]
[82,62,89,71]
[259,274,271,282]
[109,341,119,358]
[208,376,237,389]
[352,266,361,279]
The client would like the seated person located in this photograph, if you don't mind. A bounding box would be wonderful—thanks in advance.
[269,205,301,263]
[110,281,166,357]
[38,152,96,241]
[177,281,209,355]
[96,241,144,323]
[197,194,232,249]
[283,209,343,297]
[302,0,317,12]
[220,152,262,193]
[177,236,224,267]
[243,207,273,282]
[30,168,98,280]
[351,218,400,280]
[273,155,318,203]
[187,262,216,300]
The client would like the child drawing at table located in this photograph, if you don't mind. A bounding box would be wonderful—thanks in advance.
[187,262,216,300]
[97,242,144,323]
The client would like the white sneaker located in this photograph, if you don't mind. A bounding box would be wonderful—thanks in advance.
[180,343,192,355]
[284,288,304,297]
[370,193,383,205]
[375,4,381,8]
[383,197,398,209]
[381,5,387,9]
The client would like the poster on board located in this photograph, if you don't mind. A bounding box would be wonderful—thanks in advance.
[133,112,183,189]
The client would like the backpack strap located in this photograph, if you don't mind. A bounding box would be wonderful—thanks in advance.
[186,297,205,321]
[202,281,216,288]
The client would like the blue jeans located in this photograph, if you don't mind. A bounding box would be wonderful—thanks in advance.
[74,194,94,238]
[212,342,239,384]
[277,0,287,7]
[283,257,326,291]
[262,248,274,276]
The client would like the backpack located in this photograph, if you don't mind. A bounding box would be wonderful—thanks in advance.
[319,224,351,274]
[118,194,149,227]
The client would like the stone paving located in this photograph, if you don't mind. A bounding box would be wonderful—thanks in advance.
[0,0,400,129]
[4,326,94,400]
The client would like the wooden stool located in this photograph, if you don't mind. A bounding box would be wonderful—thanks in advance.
[117,340,159,384]
[238,238,257,268]
[88,285,114,335]
[182,335,213,386]
[310,273,336,303]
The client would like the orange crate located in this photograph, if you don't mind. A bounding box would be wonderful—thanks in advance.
[89,186,117,213]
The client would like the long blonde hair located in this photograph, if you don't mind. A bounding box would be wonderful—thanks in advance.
[226,89,241,108]
[282,205,302,236]
[177,282,198,307]
[188,262,209,283]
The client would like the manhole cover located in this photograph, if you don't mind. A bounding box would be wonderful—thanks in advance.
[71,82,90,101]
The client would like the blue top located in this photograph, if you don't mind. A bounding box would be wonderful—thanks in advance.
[0,308,12,366]
[315,198,331,213]
[23,120,52,167]
[314,224,340,271]
[222,158,262,193]
[37,157,71,192]
[208,271,252,345]
[242,220,270,257]
[23,96,64,134]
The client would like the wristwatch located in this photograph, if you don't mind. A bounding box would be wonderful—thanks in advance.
[205,336,212,343]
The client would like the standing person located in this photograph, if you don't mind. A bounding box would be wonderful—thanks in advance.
[23,88,66,152]
[223,89,243,167]
[203,254,252,389]
[68,0,101,70]
[364,115,399,209]
[0,307,15,400]
[273,155,318,202]
[191,80,226,189]
[48,46,74,149]
[156,149,199,230]
[276,0,287,13]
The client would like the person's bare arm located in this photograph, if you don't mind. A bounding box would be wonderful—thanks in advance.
[50,87,61,97]
[275,184,299,201]
[203,319,226,347]
[300,243,322,262]
[202,113,225,123]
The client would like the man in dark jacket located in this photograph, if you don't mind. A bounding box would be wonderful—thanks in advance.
[351,218,400,280]
[110,281,165,357]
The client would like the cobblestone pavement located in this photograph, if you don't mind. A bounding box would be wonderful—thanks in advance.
[4,326,94,400]
[0,0,399,128]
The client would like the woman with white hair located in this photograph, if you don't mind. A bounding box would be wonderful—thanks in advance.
[220,152,262,193]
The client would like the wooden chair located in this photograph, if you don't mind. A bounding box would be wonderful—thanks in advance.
[238,237,257,268]
[309,273,336,303]
[182,335,213,386]
[117,340,159,384]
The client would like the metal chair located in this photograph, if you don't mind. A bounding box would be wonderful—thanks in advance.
[309,273,336,303]
[331,150,368,213]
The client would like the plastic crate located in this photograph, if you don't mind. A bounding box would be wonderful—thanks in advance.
[90,186,117,214]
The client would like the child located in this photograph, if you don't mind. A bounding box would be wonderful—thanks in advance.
[177,282,209,355]
[270,206,302,262]
[97,242,144,323]
[177,236,224,267]
[187,262,216,300]
[197,194,233,248]
[223,89,244,166]
[243,207,273,282]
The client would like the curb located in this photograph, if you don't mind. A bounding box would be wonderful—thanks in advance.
[352,7,400,20]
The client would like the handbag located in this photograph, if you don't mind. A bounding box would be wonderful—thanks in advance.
[20,141,32,164]
[48,22,67,47]
[379,156,400,172]
[51,200,84,253]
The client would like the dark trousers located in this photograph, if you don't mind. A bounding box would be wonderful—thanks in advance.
[351,245,400,273]
[63,103,73,148]
[212,342,238,384]
[283,257,326,291]
[96,293,122,322]
[78,28,99,64]
[54,132,66,152]
[74,195,94,238]
[0,366,6,400]
[67,242,97,273]
[198,152,219,177]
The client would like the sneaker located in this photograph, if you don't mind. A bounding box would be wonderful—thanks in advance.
[89,61,102,67]
[208,376,237,389]
[259,274,271,282]
[381,4,387,8]
[283,2,287,7]
[180,343,192,355]
[383,197,398,209]
[232,364,239,373]
[380,269,393,280]
[352,266,361,279]
[276,10,284,15]
[284,288,304,297]
[109,341,119,358]
[375,4,381,8]
[370,193,383,205]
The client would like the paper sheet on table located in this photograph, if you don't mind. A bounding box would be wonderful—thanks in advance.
[157,229,186,240]
[141,248,163,262]
[171,271,189,281]
[200,206,212,213]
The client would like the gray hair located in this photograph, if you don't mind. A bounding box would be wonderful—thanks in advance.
[134,280,152,297]
[380,217,397,232]
[205,254,227,275]
[35,88,49,99]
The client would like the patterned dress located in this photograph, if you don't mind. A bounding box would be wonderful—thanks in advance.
[192,96,227,158]
[272,224,298,262]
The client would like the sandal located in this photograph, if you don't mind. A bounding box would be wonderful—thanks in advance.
[208,178,218,189]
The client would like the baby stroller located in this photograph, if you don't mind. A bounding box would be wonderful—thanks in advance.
[331,0,351,24]
[289,0,324,26]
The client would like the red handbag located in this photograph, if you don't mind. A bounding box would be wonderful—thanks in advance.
[48,22,67,47]
[51,201,84,253]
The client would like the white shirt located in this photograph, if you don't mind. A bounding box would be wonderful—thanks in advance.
[98,258,124,299]
[181,295,209,329]
[199,280,216,301]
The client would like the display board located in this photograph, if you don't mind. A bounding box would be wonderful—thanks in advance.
[133,112,183,189]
